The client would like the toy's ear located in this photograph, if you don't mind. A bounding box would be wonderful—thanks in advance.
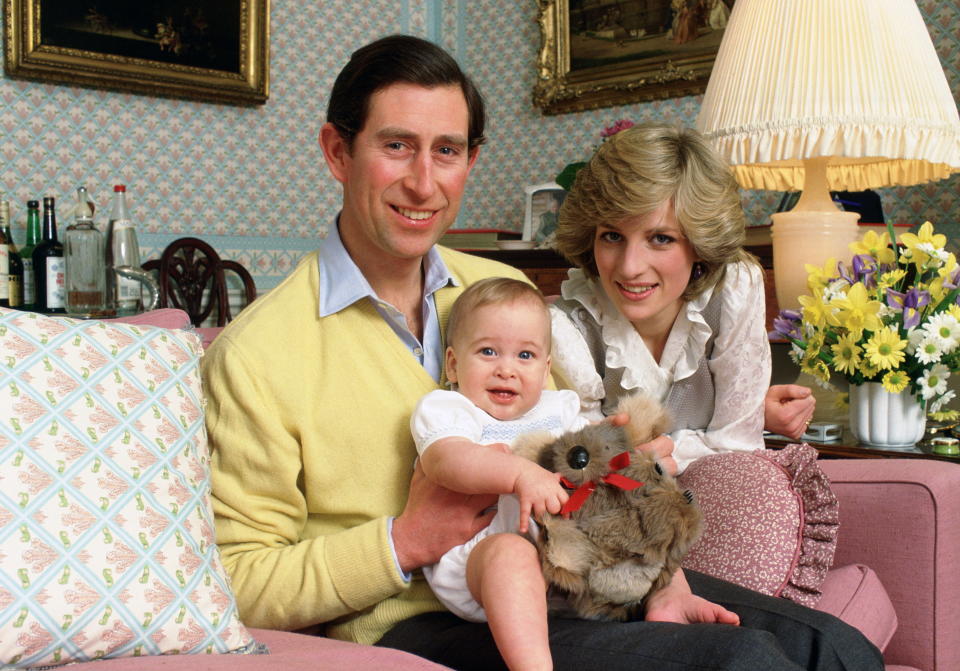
[512,430,556,464]
[616,394,672,446]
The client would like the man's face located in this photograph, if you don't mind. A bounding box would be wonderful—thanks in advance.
[323,83,478,267]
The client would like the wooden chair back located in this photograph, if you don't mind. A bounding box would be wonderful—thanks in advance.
[142,237,256,327]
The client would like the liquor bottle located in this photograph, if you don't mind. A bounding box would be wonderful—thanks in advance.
[0,199,8,308]
[32,196,65,314]
[20,200,40,310]
[106,184,141,315]
[0,200,22,308]
[65,186,105,316]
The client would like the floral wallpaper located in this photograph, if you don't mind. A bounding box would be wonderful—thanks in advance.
[0,1,958,291]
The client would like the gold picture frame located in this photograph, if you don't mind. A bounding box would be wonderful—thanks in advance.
[534,0,730,115]
[3,0,269,106]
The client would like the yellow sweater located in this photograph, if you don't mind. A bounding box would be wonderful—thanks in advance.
[203,247,531,645]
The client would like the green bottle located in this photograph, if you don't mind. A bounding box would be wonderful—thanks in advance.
[20,200,40,310]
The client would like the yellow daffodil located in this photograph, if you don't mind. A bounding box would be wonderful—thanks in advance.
[864,326,907,370]
[849,230,895,265]
[805,257,839,292]
[830,335,862,376]
[881,370,909,393]
[899,221,946,268]
[828,283,883,335]
[798,293,830,330]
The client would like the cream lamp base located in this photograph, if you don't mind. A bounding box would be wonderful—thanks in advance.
[771,209,860,310]
[769,156,862,311]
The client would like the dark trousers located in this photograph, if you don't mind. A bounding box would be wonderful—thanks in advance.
[376,570,884,671]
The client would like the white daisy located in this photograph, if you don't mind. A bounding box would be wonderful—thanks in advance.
[919,364,950,400]
[914,335,944,364]
[917,242,950,263]
[924,312,960,352]
[930,389,956,414]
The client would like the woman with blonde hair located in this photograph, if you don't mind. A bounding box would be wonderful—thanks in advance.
[551,121,810,475]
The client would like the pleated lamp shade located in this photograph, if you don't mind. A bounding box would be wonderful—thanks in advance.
[696,0,960,309]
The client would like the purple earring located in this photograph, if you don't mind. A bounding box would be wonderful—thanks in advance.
[691,262,706,280]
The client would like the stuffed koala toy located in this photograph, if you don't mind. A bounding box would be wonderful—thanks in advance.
[513,394,701,621]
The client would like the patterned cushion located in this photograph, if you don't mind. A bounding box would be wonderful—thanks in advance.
[678,443,839,607]
[0,308,260,667]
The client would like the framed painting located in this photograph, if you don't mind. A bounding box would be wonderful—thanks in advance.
[534,0,732,115]
[3,0,269,105]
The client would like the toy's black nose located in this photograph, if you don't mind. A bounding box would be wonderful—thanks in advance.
[567,445,590,470]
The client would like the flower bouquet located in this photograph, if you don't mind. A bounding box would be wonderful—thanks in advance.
[771,221,960,421]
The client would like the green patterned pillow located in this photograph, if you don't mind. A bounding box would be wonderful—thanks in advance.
[0,308,261,667]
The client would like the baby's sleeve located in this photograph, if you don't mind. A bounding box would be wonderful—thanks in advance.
[410,390,486,455]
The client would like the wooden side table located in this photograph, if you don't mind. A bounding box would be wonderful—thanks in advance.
[765,429,960,462]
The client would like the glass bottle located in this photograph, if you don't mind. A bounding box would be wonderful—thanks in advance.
[20,200,40,310]
[106,184,141,315]
[65,186,105,316]
[32,196,65,314]
[0,200,22,308]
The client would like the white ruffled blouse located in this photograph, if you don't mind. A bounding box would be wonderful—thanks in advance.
[550,262,771,474]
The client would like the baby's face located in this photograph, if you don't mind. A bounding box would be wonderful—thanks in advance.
[446,299,551,421]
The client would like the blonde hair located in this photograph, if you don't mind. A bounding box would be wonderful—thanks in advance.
[446,277,550,349]
[554,122,755,300]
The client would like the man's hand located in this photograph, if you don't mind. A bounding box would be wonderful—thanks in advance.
[765,384,816,439]
[644,569,740,626]
[392,461,497,574]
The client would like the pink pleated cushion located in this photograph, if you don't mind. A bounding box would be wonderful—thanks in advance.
[678,443,839,607]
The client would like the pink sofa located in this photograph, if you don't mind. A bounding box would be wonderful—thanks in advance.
[819,459,960,671]
[32,458,954,671]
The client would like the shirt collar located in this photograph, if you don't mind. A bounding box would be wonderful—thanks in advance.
[317,215,457,317]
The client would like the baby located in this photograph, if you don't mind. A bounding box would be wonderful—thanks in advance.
[410,277,589,671]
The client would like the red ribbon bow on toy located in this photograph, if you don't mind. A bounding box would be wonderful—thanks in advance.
[559,451,644,515]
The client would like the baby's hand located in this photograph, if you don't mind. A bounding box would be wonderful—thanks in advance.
[513,466,568,534]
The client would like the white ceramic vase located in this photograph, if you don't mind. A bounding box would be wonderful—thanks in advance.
[849,382,927,448]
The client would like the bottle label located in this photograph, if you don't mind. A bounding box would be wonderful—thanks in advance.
[22,258,34,304]
[117,275,141,304]
[8,274,21,307]
[113,218,133,230]
[45,257,65,309]
[0,245,8,300]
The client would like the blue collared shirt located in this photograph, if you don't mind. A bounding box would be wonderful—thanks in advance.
[317,218,456,382]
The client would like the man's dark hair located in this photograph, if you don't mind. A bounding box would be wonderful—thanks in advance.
[326,34,486,151]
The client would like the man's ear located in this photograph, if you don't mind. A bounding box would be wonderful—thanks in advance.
[466,145,481,173]
[444,346,459,384]
[319,122,350,184]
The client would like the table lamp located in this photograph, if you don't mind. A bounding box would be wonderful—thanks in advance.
[696,0,960,310]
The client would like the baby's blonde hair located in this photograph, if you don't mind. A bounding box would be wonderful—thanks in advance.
[446,277,550,349]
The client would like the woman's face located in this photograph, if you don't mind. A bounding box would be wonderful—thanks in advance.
[593,200,698,342]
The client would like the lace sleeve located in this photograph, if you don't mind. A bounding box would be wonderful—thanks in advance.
[672,263,771,473]
[549,306,605,422]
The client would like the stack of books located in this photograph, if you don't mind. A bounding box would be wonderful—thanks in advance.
[439,228,521,251]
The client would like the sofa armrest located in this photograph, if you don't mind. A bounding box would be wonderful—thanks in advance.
[820,459,960,671]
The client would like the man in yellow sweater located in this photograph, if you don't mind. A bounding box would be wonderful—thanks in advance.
[203,34,882,671]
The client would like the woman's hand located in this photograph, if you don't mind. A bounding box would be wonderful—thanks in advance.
[606,412,677,476]
[644,569,740,626]
[764,384,816,439]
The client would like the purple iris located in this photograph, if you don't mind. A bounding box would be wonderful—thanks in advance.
[771,310,803,340]
[852,254,877,289]
[943,267,960,291]
[887,287,931,330]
